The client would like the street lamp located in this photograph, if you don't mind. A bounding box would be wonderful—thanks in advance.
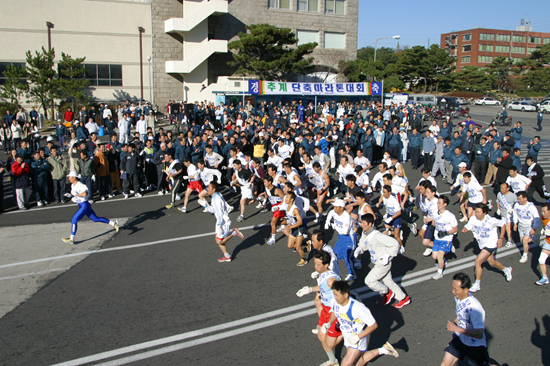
[147,56,152,102]
[46,21,55,121]
[374,35,400,62]
[138,27,145,101]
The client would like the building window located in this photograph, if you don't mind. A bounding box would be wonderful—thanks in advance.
[268,0,290,9]
[528,47,537,53]
[461,56,470,63]
[325,0,344,14]
[512,35,526,43]
[478,56,493,63]
[462,45,471,52]
[496,34,510,42]
[545,38,550,44]
[324,32,345,49]
[479,33,494,41]
[511,57,523,64]
[298,0,318,11]
[495,45,510,53]
[296,30,319,46]
[0,62,26,85]
[462,34,471,41]
[479,44,494,52]
[529,37,541,43]
[83,64,122,86]
[512,46,525,54]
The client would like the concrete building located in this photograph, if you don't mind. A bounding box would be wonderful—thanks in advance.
[0,0,358,112]
[440,25,550,71]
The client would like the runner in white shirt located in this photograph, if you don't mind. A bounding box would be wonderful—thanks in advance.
[323,281,399,366]
[512,191,541,264]
[353,150,371,170]
[370,162,389,192]
[376,185,404,250]
[276,139,293,159]
[459,172,487,220]
[354,167,372,194]
[196,159,222,210]
[179,158,204,213]
[496,183,518,248]
[421,185,439,256]
[336,156,355,195]
[284,163,303,195]
[266,149,284,172]
[506,166,531,193]
[441,272,491,366]
[416,168,437,189]
[325,199,357,281]
[202,181,244,262]
[462,203,513,292]
[312,162,331,216]
[204,145,223,168]
[260,176,286,245]
[424,195,458,280]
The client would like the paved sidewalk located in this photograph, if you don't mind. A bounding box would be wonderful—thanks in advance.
[0,218,128,318]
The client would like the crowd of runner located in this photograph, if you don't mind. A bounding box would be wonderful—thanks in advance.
[2,98,550,366]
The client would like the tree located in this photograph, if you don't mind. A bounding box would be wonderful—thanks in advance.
[25,47,57,119]
[0,64,28,108]
[228,24,317,81]
[518,68,550,93]
[451,66,494,92]
[396,46,431,92]
[57,52,90,111]
[486,56,513,92]
[425,44,456,92]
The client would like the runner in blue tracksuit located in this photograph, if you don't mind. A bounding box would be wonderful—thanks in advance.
[325,199,357,281]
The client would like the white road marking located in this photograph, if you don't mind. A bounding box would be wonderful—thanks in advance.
[0,267,70,281]
[50,242,538,366]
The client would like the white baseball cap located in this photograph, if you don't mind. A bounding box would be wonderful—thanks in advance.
[333,199,346,207]
[68,171,81,178]
[458,162,467,168]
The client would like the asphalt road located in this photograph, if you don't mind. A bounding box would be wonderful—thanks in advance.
[0,106,549,366]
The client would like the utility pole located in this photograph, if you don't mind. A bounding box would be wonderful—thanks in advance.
[139,27,145,101]
[46,21,55,121]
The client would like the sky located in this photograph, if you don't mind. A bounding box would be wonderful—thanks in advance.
[357,0,550,49]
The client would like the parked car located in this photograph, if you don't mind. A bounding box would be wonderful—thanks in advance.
[508,101,537,112]
[474,97,501,106]
[539,100,550,113]
[455,97,467,105]
[517,97,538,106]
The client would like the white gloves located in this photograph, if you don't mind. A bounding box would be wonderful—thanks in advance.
[354,247,363,259]
[311,271,319,279]
[378,255,390,266]
[183,176,189,180]
[320,323,330,334]
[344,333,360,345]
[296,286,312,297]
[384,217,393,225]
[64,193,72,198]
[271,205,279,212]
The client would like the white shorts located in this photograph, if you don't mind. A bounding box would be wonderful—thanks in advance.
[215,220,231,240]
[518,224,533,240]
[344,334,368,352]
[501,211,511,224]
[241,185,254,200]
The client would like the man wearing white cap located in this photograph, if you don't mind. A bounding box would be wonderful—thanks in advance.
[62,171,119,244]
[325,199,357,281]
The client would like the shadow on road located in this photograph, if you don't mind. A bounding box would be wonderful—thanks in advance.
[531,315,550,366]
[122,207,166,236]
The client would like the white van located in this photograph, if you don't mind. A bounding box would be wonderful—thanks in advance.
[408,94,437,106]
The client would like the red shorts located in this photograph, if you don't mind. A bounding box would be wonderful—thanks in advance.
[272,205,285,219]
[319,304,341,337]
[188,180,203,193]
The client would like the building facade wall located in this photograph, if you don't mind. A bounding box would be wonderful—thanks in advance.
[440,28,550,71]
[0,0,153,109]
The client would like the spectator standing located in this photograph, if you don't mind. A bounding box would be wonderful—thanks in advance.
[47,146,68,203]
[11,154,31,209]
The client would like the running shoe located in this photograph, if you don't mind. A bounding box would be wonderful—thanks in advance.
[422,248,433,257]
[135,193,143,198]
[112,220,120,233]
[399,230,403,241]
[260,207,269,213]
[237,214,244,222]
[175,194,181,201]
[256,202,263,209]
[459,217,468,222]
[177,206,186,213]
[37,201,43,207]
[487,199,493,210]
[535,277,549,285]
[62,237,75,245]
[344,274,356,281]
[276,225,286,232]
[519,253,528,263]
[227,205,234,213]
[393,295,411,308]
[450,245,456,253]
[399,246,406,255]
[314,214,321,224]
[218,256,232,262]
[505,241,514,248]
[304,240,312,253]
[409,222,418,236]
[432,272,444,280]
[469,282,481,293]
[311,325,319,335]
[504,267,513,282]
[318,361,339,366]
[123,194,129,199]
[100,196,105,201]
[382,289,394,305]
[383,342,400,358]
[158,191,164,195]
[166,202,174,209]
[233,228,244,239]
[267,238,276,245]
[297,258,308,267]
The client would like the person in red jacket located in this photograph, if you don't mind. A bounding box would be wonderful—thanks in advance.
[11,154,31,209]
[64,108,74,123]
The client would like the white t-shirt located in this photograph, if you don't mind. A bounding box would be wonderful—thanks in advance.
[464,215,505,249]
[331,298,376,337]
[71,181,88,203]
[433,210,458,242]
[278,144,293,159]
[383,195,401,216]
[506,174,531,193]
[464,180,484,204]
[322,244,340,276]
[455,295,487,347]
[354,156,370,169]
[418,176,437,188]
[425,197,438,218]
[512,201,540,227]
[337,163,355,183]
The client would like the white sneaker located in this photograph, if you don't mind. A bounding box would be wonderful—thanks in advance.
[311,325,319,335]
[459,217,468,222]
[256,202,263,209]
[135,193,142,197]
[432,272,444,280]
[487,199,493,210]
[451,245,456,253]
[399,246,406,255]
[37,201,44,207]
[519,254,528,263]
[496,208,501,216]
[123,194,129,199]
[469,282,481,293]
[227,205,234,213]
[237,215,244,222]
[344,274,356,281]
[276,225,286,232]
[178,207,187,213]
[108,193,115,198]
[399,230,403,241]
[314,214,320,224]
[505,241,514,248]
[100,196,105,201]
[504,267,513,282]
[409,222,418,235]
[130,190,135,194]
[267,238,276,245]
[158,191,164,196]
[175,194,181,201]
[383,342,399,358]
[423,248,433,256]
